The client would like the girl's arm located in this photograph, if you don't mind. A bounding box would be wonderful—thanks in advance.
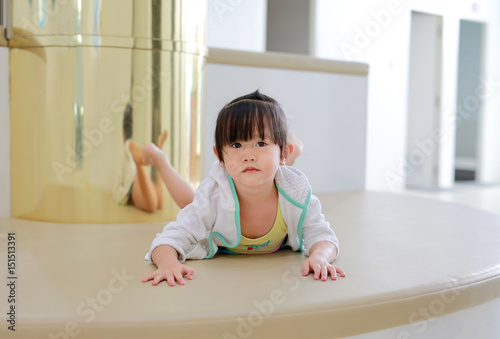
[300,194,344,281]
[142,245,195,286]
[145,177,218,264]
[302,241,345,281]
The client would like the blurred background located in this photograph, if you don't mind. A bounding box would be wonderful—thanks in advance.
[1,0,499,221]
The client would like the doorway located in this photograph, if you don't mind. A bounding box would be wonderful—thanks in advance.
[454,20,485,182]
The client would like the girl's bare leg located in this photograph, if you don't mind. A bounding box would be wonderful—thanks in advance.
[153,130,168,209]
[143,143,195,209]
[129,141,158,213]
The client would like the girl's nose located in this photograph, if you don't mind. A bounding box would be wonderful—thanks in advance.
[243,151,256,162]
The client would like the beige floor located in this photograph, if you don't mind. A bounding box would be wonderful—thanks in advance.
[2,191,500,339]
[401,182,500,215]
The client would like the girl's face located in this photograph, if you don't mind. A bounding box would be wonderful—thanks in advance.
[216,129,285,192]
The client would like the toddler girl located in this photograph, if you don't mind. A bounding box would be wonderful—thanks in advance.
[143,90,344,286]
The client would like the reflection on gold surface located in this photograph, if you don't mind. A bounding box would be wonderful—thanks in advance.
[9,0,206,223]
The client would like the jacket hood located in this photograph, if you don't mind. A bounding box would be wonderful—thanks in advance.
[274,166,311,206]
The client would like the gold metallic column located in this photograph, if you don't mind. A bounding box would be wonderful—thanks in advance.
[9,0,206,223]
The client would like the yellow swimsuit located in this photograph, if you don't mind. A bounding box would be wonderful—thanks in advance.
[227,200,288,254]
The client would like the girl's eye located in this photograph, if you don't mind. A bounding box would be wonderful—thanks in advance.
[231,143,242,148]
[256,141,266,147]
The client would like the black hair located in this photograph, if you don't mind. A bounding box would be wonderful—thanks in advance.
[215,90,288,162]
[123,103,133,140]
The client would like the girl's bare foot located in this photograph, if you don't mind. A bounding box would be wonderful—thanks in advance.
[143,143,167,167]
[157,130,168,148]
[129,140,144,165]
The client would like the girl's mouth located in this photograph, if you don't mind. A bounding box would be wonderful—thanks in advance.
[243,167,259,173]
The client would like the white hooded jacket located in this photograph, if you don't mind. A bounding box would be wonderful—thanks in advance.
[145,162,339,263]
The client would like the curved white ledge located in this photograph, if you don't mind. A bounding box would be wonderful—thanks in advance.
[0,191,498,338]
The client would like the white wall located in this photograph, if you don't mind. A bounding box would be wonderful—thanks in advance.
[406,12,443,188]
[207,0,267,52]
[205,63,368,192]
[312,0,410,190]
[0,47,10,217]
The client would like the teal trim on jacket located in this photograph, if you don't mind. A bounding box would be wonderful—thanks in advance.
[145,162,338,264]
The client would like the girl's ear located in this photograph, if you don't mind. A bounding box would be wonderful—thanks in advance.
[280,143,294,166]
[213,146,225,168]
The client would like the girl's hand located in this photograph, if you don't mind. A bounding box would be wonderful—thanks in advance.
[142,262,195,287]
[144,245,194,286]
[302,241,345,281]
[302,256,345,281]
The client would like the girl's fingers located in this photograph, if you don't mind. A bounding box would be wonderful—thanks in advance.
[166,274,176,287]
[301,260,345,281]
[144,266,195,287]
[174,272,186,285]
[336,267,346,277]
[143,272,163,284]
[141,274,154,283]
[328,266,337,280]
[313,264,321,280]
[302,260,311,276]
[185,267,195,280]
[153,273,168,286]
[321,265,328,281]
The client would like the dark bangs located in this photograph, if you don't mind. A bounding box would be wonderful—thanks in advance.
[215,91,288,162]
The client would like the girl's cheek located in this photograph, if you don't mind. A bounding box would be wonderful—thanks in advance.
[227,163,239,173]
